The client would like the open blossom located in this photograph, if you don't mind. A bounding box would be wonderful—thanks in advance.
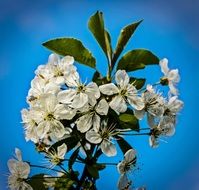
[8,148,33,190]
[86,120,117,157]
[21,108,40,143]
[160,95,184,128]
[117,149,136,174]
[99,70,144,113]
[57,70,100,109]
[117,149,136,190]
[46,143,67,166]
[149,96,183,147]
[134,85,165,122]
[76,99,109,133]
[159,58,180,95]
[35,54,78,85]
[31,94,73,140]
[27,76,60,104]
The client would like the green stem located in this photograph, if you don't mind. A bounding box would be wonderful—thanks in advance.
[58,164,68,174]
[30,164,65,174]
[120,132,150,136]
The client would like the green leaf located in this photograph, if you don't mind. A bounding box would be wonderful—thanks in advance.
[117,49,159,71]
[119,112,139,131]
[43,38,96,68]
[92,71,108,85]
[86,164,99,179]
[88,11,112,62]
[68,147,79,170]
[117,137,133,155]
[113,20,143,64]
[55,176,76,190]
[129,77,146,89]
[27,174,48,190]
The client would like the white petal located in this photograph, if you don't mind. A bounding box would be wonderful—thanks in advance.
[93,114,101,132]
[7,159,18,174]
[57,143,67,159]
[101,139,117,157]
[65,72,80,87]
[15,148,22,161]
[149,135,159,148]
[124,149,136,163]
[168,83,178,95]
[99,83,119,95]
[127,96,145,110]
[159,58,169,75]
[115,70,129,88]
[86,130,102,144]
[54,104,76,120]
[109,96,127,113]
[85,82,100,99]
[57,89,76,104]
[51,120,66,138]
[44,82,60,94]
[37,121,50,138]
[134,109,145,120]
[168,96,183,113]
[117,161,126,174]
[147,113,156,128]
[167,69,180,83]
[117,174,129,190]
[44,94,57,113]
[61,56,74,65]
[95,99,109,115]
[76,114,93,133]
[48,53,59,64]
[71,92,88,109]
[18,162,30,178]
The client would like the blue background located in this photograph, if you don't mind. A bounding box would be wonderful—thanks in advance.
[0,0,198,189]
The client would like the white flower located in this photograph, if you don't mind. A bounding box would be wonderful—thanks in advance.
[134,85,165,121]
[46,143,67,166]
[159,58,180,95]
[21,109,40,143]
[160,96,183,129]
[149,96,183,147]
[58,71,100,109]
[76,99,109,133]
[8,148,33,190]
[36,54,78,85]
[99,70,144,113]
[32,94,73,139]
[27,76,60,104]
[86,121,117,157]
[117,149,136,174]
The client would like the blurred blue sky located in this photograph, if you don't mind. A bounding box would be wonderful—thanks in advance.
[0,0,199,189]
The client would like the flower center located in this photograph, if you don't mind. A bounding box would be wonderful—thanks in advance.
[160,77,169,85]
[17,177,24,182]
[164,108,170,116]
[77,85,85,92]
[51,156,61,165]
[45,113,55,121]
[54,68,64,77]
[119,89,127,96]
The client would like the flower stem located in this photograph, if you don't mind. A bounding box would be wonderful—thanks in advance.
[58,164,68,174]
[120,132,150,136]
[30,164,66,174]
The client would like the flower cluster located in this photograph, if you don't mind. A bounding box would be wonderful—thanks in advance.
[18,53,184,189]
[7,12,184,190]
